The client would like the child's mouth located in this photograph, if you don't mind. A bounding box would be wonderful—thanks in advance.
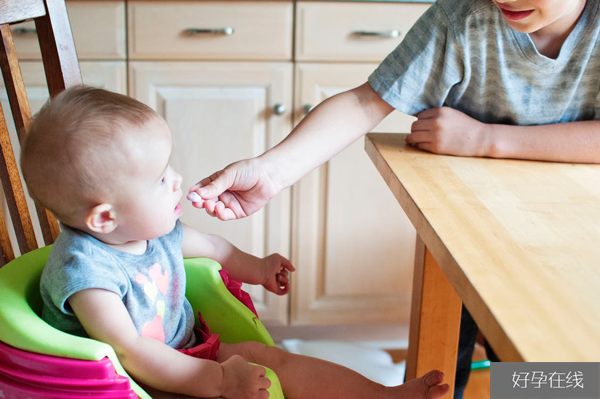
[499,7,534,21]
[174,203,182,216]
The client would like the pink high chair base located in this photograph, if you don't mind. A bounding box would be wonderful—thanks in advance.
[0,340,136,398]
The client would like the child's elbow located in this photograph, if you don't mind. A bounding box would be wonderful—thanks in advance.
[351,83,394,123]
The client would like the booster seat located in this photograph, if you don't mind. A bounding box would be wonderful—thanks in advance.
[0,246,284,398]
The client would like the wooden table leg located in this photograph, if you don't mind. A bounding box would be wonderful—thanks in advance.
[405,236,462,398]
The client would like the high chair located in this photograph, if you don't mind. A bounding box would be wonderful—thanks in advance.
[0,1,284,397]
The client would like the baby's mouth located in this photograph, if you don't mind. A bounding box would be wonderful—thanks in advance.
[174,203,182,216]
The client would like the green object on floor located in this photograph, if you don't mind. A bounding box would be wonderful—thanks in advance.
[471,360,491,370]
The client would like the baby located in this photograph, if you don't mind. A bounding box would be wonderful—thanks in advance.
[21,86,449,398]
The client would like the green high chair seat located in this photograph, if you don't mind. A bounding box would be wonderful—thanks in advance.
[0,246,284,398]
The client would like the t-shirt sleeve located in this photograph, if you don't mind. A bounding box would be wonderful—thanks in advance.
[368,2,464,116]
[42,239,128,317]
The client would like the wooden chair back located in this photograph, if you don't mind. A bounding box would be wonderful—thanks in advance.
[0,0,82,265]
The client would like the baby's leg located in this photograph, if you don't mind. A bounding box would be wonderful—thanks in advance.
[217,342,449,399]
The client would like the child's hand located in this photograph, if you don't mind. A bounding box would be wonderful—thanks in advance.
[406,107,492,157]
[261,253,295,295]
[221,355,271,399]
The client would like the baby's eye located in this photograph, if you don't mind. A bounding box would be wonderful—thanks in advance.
[160,177,166,184]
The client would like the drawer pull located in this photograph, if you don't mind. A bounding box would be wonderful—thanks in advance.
[302,104,314,115]
[183,27,235,36]
[352,29,400,39]
[12,27,37,35]
[272,104,286,115]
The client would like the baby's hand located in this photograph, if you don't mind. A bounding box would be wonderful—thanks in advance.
[221,355,270,399]
[261,253,295,295]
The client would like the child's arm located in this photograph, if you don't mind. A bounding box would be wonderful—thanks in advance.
[406,107,600,163]
[181,223,295,295]
[69,288,270,397]
[189,82,394,220]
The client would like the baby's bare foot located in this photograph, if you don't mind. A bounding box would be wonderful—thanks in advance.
[394,370,450,399]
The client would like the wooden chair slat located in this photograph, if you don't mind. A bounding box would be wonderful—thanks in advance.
[35,0,82,96]
[0,24,33,141]
[0,102,38,255]
[36,206,60,246]
[0,204,15,266]
[0,0,46,25]
[0,24,60,246]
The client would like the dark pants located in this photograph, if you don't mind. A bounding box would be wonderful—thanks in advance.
[454,306,500,399]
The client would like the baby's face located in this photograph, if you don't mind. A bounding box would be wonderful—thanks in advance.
[112,117,183,241]
[493,0,586,35]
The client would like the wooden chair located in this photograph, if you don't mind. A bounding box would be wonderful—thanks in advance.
[0,0,82,265]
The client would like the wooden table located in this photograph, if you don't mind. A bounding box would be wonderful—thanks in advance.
[365,133,600,397]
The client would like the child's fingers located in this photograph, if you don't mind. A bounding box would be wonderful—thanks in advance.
[186,192,205,207]
[257,389,270,399]
[278,283,290,295]
[406,131,432,144]
[416,107,442,120]
[214,204,237,221]
[189,172,227,200]
[410,119,435,133]
[417,142,435,153]
[281,258,296,271]
[260,376,271,391]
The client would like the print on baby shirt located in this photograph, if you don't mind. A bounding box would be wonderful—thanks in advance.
[40,221,196,350]
[135,263,170,343]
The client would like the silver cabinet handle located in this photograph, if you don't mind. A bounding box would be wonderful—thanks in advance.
[302,104,314,115]
[183,27,234,36]
[13,27,37,35]
[272,104,286,115]
[352,29,400,39]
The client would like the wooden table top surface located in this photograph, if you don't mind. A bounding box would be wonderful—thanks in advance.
[365,133,600,362]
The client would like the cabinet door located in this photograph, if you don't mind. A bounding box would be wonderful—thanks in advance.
[130,62,293,326]
[0,61,127,254]
[291,63,416,326]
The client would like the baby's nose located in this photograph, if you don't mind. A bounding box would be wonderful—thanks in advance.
[174,172,183,190]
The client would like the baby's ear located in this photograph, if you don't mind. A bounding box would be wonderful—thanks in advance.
[85,203,117,234]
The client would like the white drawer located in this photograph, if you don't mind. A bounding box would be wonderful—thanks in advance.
[128,1,293,60]
[296,2,431,62]
[11,1,126,60]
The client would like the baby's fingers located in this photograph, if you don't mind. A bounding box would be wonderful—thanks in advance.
[280,257,295,272]
[277,283,290,295]
[277,273,289,285]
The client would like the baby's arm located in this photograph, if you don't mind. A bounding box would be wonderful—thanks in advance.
[407,107,600,163]
[69,288,270,397]
[181,223,295,295]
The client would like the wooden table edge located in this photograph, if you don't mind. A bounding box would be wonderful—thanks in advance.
[364,133,525,389]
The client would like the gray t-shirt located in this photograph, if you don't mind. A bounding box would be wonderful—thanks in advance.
[368,0,600,125]
[41,220,196,349]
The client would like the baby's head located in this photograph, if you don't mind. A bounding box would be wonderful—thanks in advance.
[22,86,183,242]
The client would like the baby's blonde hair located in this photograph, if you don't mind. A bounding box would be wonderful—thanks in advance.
[21,86,158,225]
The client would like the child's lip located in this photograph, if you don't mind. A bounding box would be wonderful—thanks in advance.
[174,203,182,216]
[498,6,534,20]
